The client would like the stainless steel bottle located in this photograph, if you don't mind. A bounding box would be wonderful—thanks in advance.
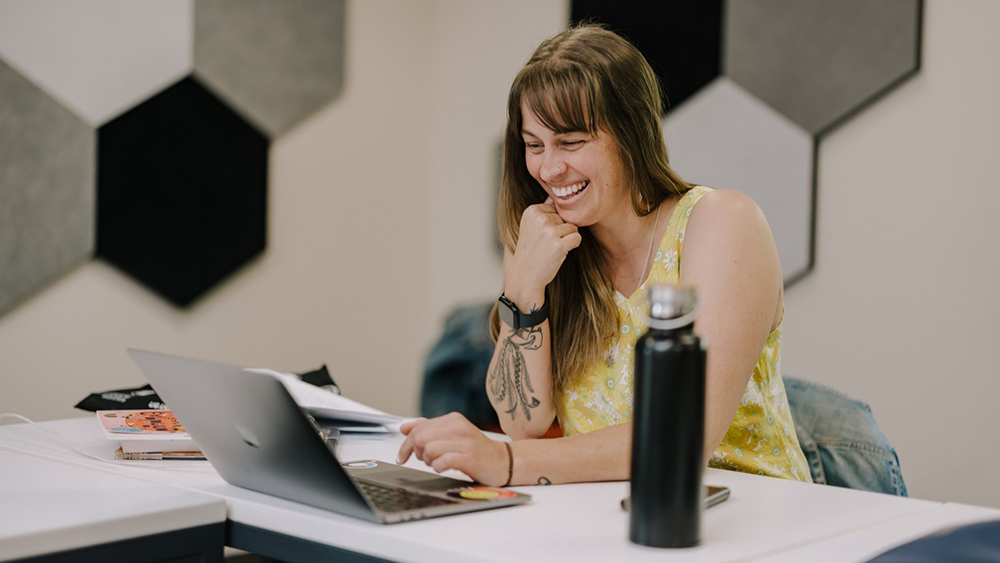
[629,284,706,548]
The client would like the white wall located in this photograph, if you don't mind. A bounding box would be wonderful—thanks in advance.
[2,0,997,509]
[0,1,437,421]
[425,1,568,320]
[781,0,1000,507]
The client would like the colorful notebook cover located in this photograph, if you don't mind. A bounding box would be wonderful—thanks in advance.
[96,410,199,453]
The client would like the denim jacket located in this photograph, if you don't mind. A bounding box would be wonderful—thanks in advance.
[784,377,907,496]
[422,303,907,496]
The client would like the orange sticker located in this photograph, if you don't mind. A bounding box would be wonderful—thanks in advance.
[448,487,517,501]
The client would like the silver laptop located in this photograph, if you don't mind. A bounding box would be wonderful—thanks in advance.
[127,349,530,524]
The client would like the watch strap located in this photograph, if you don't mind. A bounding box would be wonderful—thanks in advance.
[499,293,548,329]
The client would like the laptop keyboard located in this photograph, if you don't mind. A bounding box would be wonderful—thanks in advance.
[359,480,457,513]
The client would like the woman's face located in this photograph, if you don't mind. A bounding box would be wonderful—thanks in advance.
[521,100,631,227]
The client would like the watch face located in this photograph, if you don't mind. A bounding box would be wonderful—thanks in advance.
[498,296,517,329]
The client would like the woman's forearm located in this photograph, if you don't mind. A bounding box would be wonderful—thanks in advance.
[486,319,557,439]
[508,421,720,486]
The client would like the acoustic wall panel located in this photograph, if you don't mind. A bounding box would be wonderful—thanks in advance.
[569,0,922,285]
[97,77,268,308]
[194,0,346,137]
[664,78,814,282]
[0,0,193,126]
[725,0,922,135]
[0,58,95,314]
[0,1,349,315]
[570,0,723,111]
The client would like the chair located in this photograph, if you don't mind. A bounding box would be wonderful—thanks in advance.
[421,303,907,496]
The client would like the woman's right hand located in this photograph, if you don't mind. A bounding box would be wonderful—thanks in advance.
[504,198,582,308]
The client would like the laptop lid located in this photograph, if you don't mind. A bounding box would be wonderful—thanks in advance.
[126,349,530,523]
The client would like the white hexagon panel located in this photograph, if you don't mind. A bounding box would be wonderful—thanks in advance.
[0,0,193,127]
[664,77,814,283]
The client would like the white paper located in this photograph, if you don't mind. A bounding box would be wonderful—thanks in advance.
[244,368,403,427]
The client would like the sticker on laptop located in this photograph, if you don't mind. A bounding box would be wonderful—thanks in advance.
[342,460,378,469]
[447,486,518,501]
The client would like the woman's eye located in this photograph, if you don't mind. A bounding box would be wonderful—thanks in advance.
[562,140,585,148]
[525,143,543,151]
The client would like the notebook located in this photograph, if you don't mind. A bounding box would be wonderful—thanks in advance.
[127,349,531,524]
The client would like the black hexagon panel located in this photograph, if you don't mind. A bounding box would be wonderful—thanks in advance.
[97,77,268,307]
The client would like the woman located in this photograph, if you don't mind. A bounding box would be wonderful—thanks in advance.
[398,24,811,487]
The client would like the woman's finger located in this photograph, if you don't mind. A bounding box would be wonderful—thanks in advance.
[553,222,578,238]
[396,434,415,464]
[563,231,583,251]
[399,417,426,435]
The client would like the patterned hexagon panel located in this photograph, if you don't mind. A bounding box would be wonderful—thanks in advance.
[572,0,923,284]
[0,0,345,314]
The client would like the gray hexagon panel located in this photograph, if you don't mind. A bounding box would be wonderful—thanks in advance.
[0,58,94,314]
[194,0,346,138]
[725,0,922,135]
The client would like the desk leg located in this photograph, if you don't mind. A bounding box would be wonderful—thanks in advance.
[227,522,392,563]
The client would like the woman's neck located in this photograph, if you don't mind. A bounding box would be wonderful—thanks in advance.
[591,198,674,296]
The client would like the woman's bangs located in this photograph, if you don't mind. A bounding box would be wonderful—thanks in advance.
[522,69,598,135]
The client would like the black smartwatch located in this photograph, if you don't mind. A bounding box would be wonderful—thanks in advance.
[498,293,548,330]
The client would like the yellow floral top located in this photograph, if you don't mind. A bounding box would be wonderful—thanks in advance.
[556,186,812,482]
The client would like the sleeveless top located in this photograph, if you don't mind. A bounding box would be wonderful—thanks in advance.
[556,186,812,482]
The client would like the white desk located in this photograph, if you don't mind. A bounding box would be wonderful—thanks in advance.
[0,445,226,562]
[1,418,998,563]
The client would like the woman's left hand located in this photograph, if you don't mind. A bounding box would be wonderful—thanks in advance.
[396,412,510,486]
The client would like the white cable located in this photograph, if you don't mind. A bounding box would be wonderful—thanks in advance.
[0,412,212,473]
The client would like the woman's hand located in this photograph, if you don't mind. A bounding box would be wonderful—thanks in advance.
[504,198,581,309]
[396,413,511,487]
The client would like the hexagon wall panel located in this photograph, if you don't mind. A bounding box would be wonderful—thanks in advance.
[664,78,814,282]
[0,58,95,315]
[569,0,922,285]
[725,0,922,135]
[194,0,346,137]
[97,76,268,307]
[571,0,723,111]
[0,0,193,127]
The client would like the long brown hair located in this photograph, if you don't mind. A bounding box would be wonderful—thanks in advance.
[490,24,692,408]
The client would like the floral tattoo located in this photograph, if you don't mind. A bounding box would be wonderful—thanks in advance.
[489,325,543,421]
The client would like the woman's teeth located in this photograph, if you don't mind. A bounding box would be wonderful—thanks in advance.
[552,181,588,198]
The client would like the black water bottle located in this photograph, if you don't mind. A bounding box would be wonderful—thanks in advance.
[630,284,706,548]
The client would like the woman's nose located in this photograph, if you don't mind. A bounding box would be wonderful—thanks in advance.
[540,151,567,180]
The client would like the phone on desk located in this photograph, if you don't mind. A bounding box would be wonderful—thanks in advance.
[621,485,730,512]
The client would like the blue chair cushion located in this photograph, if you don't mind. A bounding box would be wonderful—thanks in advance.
[868,519,1000,561]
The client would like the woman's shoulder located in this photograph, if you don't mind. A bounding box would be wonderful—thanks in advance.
[687,188,770,236]
[682,188,777,268]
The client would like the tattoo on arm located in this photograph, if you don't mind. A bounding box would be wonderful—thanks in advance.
[537,476,552,486]
[489,325,543,421]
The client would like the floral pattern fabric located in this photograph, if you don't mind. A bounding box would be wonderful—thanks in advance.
[556,186,812,482]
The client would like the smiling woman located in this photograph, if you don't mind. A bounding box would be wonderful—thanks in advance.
[397,23,811,488]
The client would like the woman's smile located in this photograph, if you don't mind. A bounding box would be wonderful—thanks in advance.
[552,180,589,199]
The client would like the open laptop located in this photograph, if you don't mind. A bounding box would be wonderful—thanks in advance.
[127,349,530,524]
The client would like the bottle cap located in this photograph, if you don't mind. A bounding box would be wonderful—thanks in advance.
[646,284,699,329]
